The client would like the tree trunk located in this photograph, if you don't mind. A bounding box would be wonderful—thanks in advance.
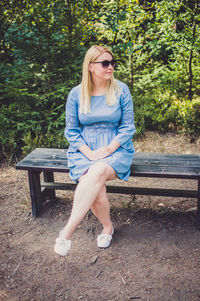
[188,0,198,100]
[129,53,134,89]
[67,0,73,46]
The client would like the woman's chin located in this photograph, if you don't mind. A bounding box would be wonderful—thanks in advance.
[105,73,113,79]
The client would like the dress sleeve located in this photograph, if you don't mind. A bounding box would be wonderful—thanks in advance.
[115,84,136,148]
[64,89,86,152]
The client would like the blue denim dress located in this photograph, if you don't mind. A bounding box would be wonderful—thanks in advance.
[64,80,136,182]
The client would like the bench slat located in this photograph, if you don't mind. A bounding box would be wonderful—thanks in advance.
[16,148,200,179]
[41,181,199,198]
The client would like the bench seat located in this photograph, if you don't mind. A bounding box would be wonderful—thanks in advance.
[16,148,200,227]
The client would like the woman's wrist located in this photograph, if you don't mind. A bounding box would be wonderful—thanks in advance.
[107,140,120,154]
[79,144,92,158]
[106,145,113,155]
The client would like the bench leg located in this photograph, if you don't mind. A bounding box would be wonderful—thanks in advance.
[28,171,43,217]
[197,179,200,229]
[43,171,56,200]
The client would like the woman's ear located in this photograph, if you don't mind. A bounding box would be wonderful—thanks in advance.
[88,63,93,73]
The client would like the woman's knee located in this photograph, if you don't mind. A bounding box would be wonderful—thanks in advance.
[88,162,115,182]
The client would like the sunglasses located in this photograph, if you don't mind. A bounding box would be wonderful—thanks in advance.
[91,59,116,68]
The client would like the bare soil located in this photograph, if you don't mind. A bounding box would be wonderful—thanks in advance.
[0,132,200,301]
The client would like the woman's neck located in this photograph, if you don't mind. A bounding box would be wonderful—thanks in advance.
[92,78,107,96]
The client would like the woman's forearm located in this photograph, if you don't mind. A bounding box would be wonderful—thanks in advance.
[79,144,93,158]
[106,140,120,154]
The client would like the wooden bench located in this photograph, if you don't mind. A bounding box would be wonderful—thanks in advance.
[16,148,200,228]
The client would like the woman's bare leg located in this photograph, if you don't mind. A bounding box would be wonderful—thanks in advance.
[61,162,116,240]
[91,185,113,235]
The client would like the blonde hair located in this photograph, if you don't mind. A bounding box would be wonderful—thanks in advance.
[80,45,120,114]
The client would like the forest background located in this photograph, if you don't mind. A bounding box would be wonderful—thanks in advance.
[0,0,200,162]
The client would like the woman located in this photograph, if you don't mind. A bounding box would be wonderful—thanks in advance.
[54,45,136,256]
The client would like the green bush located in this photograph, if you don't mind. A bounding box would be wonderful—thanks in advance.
[134,93,200,136]
[0,83,71,162]
[21,129,68,156]
[178,98,200,135]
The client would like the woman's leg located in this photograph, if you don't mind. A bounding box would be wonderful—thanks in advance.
[61,162,116,240]
[91,185,113,235]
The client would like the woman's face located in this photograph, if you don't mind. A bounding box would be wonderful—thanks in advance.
[89,52,114,82]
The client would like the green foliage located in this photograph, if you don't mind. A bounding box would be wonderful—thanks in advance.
[134,94,200,136]
[0,90,68,161]
[21,128,68,156]
[0,0,200,162]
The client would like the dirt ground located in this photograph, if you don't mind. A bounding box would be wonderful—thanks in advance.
[0,131,200,301]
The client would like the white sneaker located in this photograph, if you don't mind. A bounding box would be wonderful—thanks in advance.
[97,227,114,249]
[54,229,71,256]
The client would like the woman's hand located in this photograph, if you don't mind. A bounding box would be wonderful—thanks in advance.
[88,146,111,161]
[79,140,120,161]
